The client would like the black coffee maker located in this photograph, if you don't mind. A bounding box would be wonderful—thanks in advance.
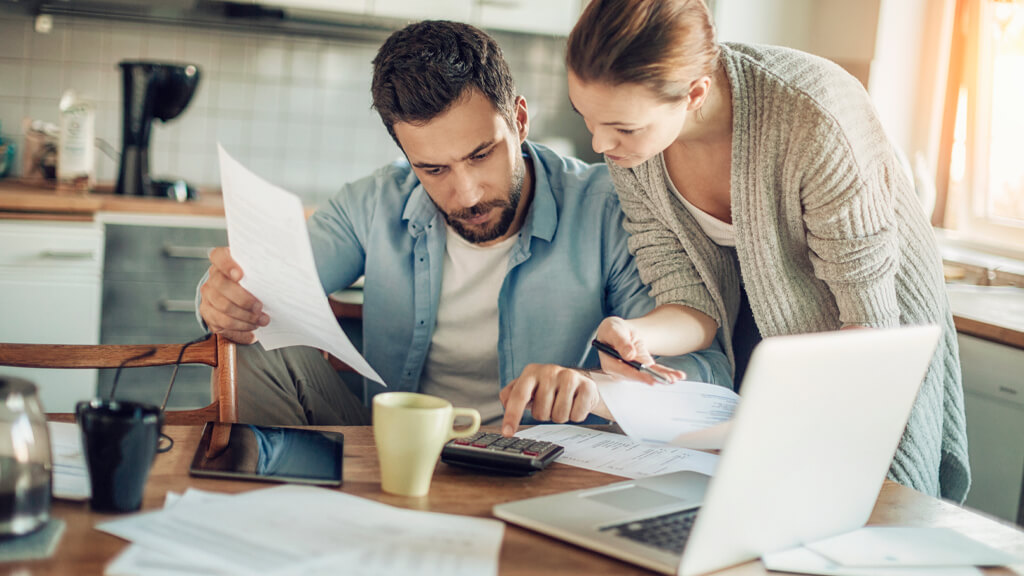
[115,61,201,200]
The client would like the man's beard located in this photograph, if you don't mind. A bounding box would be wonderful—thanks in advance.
[443,156,526,244]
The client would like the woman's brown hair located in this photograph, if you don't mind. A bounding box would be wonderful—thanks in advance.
[566,0,720,102]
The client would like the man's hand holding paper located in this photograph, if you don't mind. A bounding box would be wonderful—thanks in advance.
[199,247,268,345]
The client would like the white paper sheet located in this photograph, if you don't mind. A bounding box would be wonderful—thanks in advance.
[99,484,503,576]
[804,527,1023,568]
[763,545,985,576]
[515,424,718,479]
[594,373,738,449]
[218,144,383,384]
[107,491,234,576]
[47,421,90,500]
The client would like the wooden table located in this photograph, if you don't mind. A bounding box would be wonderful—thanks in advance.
[5,426,1024,575]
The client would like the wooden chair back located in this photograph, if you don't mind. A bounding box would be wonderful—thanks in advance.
[0,334,237,424]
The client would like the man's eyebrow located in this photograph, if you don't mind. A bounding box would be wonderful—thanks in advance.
[411,140,497,170]
[461,140,495,160]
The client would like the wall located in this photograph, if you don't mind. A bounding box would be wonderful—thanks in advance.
[0,12,573,205]
[714,0,879,87]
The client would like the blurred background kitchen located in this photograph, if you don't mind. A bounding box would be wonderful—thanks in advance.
[0,1,590,203]
[1,0,1022,528]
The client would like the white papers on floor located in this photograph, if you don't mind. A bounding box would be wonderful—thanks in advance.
[99,484,504,576]
[47,421,90,500]
[763,526,1024,575]
[594,373,738,449]
[515,424,718,479]
[217,144,383,384]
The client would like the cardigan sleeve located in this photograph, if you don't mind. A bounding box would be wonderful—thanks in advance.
[607,160,723,329]
[795,103,901,328]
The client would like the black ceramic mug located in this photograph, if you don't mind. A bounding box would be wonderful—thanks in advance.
[75,399,163,513]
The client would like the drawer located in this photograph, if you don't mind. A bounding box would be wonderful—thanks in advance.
[958,334,1024,406]
[103,223,226,282]
[0,220,103,277]
[101,280,206,336]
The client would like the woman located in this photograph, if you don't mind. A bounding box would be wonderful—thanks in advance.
[567,0,969,502]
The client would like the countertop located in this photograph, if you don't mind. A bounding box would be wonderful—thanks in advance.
[948,284,1024,350]
[0,180,229,220]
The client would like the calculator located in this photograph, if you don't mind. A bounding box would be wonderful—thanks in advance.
[441,432,564,476]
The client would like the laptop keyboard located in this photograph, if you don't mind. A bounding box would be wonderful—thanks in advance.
[600,508,699,555]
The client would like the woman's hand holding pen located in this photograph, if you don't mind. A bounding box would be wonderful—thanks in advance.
[594,317,685,385]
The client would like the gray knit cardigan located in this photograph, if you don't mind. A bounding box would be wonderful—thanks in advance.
[607,43,970,502]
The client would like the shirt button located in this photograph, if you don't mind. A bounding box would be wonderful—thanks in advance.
[419,258,424,262]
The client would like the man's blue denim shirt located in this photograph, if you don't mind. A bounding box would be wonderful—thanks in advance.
[198,142,732,414]
[302,141,731,403]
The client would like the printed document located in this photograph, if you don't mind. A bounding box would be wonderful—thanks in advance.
[47,421,89,500]
[594,373,738,449]
[99,484,503,576]
[218,145,382,384]
[516,424,718,478]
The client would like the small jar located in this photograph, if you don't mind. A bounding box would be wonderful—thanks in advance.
[0,377,52,536]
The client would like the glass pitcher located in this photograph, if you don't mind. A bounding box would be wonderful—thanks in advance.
[0,377,52,536]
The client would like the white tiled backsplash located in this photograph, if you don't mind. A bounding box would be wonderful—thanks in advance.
[0,13,571,205]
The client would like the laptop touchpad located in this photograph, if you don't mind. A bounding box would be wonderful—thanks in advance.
[586,486,684,511]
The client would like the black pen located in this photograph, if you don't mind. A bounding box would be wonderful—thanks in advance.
[591,339,672,384]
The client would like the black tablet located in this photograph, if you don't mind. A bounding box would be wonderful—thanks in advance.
[189,422,344,486]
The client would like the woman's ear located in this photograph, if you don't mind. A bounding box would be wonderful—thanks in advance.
[686,76,712,111]
[515,95,530,142]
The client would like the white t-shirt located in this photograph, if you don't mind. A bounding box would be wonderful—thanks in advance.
[660,153,736,247]
[419,225,518,424]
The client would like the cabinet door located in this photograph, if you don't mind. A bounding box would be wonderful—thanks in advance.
[476,0,582,36]
[372,0,473,21]
[959,334,1024,523]
[0,220,103,412]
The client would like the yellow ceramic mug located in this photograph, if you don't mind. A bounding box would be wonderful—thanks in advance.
[372,392,481,497]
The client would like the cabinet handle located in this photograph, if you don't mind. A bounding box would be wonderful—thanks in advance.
[160,299,196,313]
[998,386,1018,396]
[40,249,97,260]
[163,244,213,260]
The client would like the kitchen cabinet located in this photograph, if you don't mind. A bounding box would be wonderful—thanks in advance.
[371,0,473,22]
[476,0,582,36]
[261,0,582,36]
[0,219,103,412]
[98,215,227,410]
[959,333,1024,524]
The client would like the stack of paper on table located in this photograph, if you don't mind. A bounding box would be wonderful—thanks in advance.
[763,527,1024,576]
[593,373,739,449]
[99,485,504,576]
[47,421,90,500]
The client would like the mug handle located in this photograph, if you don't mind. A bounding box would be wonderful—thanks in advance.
[449,407,481,440]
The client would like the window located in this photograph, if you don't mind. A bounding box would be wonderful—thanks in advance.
[940,0,1024,249]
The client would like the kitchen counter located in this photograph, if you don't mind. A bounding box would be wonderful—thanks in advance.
[0,180,228,220]
[948,284,1024,350]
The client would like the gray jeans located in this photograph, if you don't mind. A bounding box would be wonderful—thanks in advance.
[234,344,371,426]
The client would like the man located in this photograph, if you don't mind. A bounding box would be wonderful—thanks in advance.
[197,20,731,436]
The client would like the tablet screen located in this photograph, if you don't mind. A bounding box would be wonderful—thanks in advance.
[189,422,343,486]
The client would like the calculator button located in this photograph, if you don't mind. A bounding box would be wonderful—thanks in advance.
[472,436,498,448]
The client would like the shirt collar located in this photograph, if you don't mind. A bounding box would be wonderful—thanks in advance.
[401,140,558,242]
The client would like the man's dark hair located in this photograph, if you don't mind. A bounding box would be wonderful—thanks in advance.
[371,20,518,146]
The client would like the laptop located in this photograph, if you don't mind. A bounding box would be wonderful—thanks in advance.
[493,325,941,576]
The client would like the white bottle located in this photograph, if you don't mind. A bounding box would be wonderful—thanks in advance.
[58,90,95,192]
